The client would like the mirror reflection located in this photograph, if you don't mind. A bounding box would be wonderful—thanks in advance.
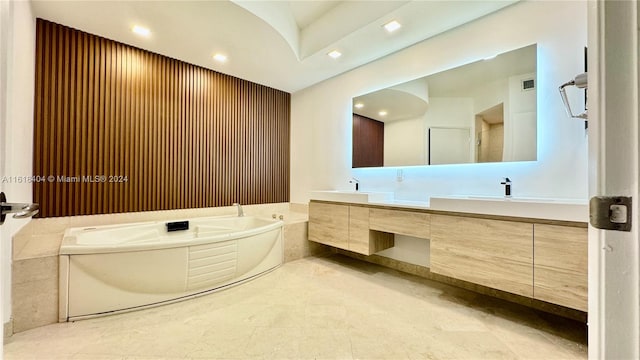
[352,44,537,168]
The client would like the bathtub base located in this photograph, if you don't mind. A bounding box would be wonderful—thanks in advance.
[60,263,281,322]
[59,226,283,321]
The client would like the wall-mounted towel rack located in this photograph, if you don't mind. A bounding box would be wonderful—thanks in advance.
[559,72,588,120]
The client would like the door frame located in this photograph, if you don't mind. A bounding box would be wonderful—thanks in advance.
[0,0,11,347]
[587,1,640,358]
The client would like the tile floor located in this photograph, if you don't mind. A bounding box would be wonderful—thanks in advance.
[4,255,587,359]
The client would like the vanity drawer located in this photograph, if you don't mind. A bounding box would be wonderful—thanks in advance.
[308,202,349,250]
[430,215,533,297]
[369,208,431,238]
[533,224,588,311]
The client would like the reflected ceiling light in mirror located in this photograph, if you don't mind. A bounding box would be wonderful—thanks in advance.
[383,20,402,33]
[483,54,498,61]
[378,110,388,116]
[213,53,228,63]
[354,103,364,109]
[132,25,151,38]
[327,50,342,59]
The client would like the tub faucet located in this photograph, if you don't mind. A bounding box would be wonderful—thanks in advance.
[500,178,512,198]
[349,178,360,191]
[232,203,244,217]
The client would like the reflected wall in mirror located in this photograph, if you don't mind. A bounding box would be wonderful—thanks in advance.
[352,44,537,168]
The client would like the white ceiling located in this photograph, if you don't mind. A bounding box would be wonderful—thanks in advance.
[353,88,428,123]
[426,43,536,97]
[289,1,341,30]
[30,0,519,93]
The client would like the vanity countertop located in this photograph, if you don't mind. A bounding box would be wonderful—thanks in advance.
[426,196,587,223]
[309,191,588,223]
[310,191,430,210]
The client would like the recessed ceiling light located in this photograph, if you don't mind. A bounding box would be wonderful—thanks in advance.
[354,103,364,109]
[213,53,228,63]
[132,25,151,38]
[383,20,402,33]
[327,50,342,59]
[379,110,388,116]
[483,54,498,61]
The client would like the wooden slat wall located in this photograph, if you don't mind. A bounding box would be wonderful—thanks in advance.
[33,19,290,218]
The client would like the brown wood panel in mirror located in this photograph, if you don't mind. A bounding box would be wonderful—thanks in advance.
[352,114,383,168]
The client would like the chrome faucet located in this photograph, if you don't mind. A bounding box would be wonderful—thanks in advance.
[232,203,244,217]
[349,178,360,191]
[500,178,512,198]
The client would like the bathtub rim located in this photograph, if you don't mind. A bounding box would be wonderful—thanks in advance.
[59,215,284,255]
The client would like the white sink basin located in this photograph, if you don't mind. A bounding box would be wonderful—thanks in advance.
[310,190,394,204]
[429,195,588,222]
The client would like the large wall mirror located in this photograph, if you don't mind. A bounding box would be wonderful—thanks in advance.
[352,44,537,168]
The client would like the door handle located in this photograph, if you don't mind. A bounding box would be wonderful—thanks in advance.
[0,192,40,225]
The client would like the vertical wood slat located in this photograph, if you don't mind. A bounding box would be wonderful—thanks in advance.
[33,19,290,218]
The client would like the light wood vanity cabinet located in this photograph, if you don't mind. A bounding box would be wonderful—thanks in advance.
[308,202,350,250]
[430,215,534,297]
[369,208,431,238]
[310,200,588,311]
[348,206,371,254]
[431,215,588,310]
[308,201,393,255]
[533,224,588,311]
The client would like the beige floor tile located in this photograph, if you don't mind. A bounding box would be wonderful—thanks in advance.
[4,255,587,360]
[412,330,519,359]
[348,325,413,359]
[243,327,302,359]
[498,330,585,360]
[72,355,126,360]
[298,328,353,360]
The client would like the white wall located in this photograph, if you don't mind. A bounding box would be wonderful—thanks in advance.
[384,117,425,166]
[376,235,430,267]
[472,78,508,115]
[0,0,36,325]
[504,72,537,161]
[425,97,474,164]
[291,1,588,203]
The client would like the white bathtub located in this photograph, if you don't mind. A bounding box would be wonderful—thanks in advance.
[58,216,283,321]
